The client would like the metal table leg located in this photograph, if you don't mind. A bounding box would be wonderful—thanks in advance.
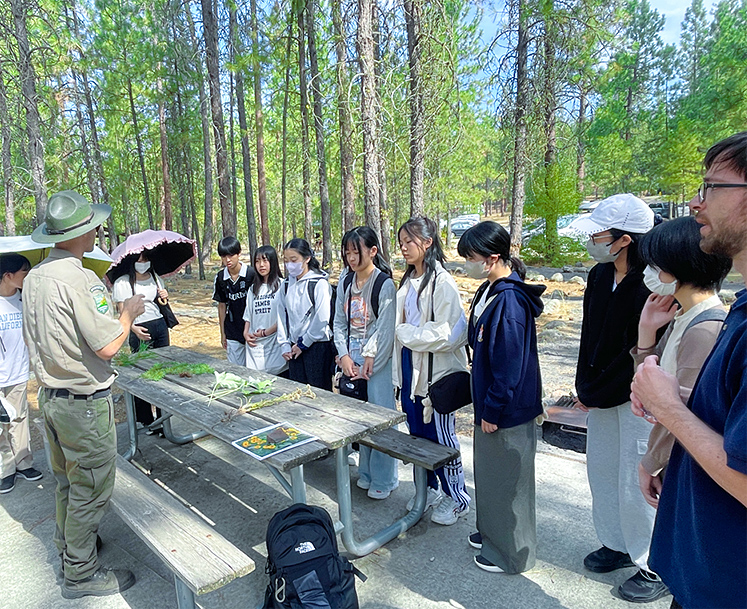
[290,466,307,504]
[121,392,139,461]
[161,415,209,445]
[174,574,196,609]
[335,446,428,557]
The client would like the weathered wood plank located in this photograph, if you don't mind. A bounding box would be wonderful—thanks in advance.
[111,455,255,595]
[153,346,405,429]
[126,347,405,448]
[115,366,327,471]
[358,428,460,471]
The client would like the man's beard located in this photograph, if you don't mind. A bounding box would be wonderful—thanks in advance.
[700,217,747,258]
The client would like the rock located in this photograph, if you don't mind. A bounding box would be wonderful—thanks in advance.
[550,272,564,282]
[542,300,563,315]
[569,276,586,286]
[720,289,737,304]
[575,261,585,268]
[562,265,574,273]
[549,289,565,300]
[544,320,566,330]
[539,329,561,342]
[180,289,192,294]
[526,272,546,282]
[453,266,465,276]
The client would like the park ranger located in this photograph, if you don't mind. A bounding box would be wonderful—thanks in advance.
[23,190,144,599]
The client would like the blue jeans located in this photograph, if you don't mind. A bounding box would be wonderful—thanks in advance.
[349,339,398,493]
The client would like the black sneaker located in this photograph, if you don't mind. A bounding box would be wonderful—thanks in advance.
[468,532,482,549]
[62,568,135,599]
[618,570,671,603]
[474,555,505,573]
[583,546,635,573]
[16,467,43,481]
[0,473,15,494]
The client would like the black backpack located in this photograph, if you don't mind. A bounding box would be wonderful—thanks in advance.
[262,504,366,609]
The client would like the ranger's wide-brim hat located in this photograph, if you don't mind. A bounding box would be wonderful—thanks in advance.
[31,190,111,244]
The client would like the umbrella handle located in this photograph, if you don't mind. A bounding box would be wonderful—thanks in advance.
[157,296,169,306]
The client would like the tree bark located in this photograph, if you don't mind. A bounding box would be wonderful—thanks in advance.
[126,76,154,229]
[250,0,270,245]
[0,77,14,235]
[509,0,529,257]
[232,7,258,257]
[404,0,424,218]
[373,4,390,260]
[281,13,293,246]
[577,87,587,194]
[332,0,356,232]
[357,0,382,246]
[11,0,47,225]
[157,82,173,231]
[298,4,313,241]
[306,0,332,267]
[201,0,235,237]
[185,0,214,264]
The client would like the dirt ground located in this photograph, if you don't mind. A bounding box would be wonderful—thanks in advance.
[25,249,585,449]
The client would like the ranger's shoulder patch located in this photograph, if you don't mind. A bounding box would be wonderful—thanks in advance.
[90,286,110,314]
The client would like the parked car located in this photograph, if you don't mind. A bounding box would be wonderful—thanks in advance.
[648,202,671,219]
[450,215,480,238]
[521,214,589,246]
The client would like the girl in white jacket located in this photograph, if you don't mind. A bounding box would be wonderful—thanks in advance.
[394,217,471,525]
[276,238,334,391]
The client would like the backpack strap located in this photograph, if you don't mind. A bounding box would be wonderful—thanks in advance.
[684,307,727,334]
[342,270,387,317]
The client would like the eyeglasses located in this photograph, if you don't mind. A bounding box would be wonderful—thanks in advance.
[697,182,747,203]
[590,232,614,245]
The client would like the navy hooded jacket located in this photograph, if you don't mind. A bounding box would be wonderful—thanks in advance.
[468,272,545,428]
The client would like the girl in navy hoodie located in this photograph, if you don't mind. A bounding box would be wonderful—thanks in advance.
[458,221,545,574]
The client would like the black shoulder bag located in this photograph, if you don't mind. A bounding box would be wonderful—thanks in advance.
[154,274,179,329]
[426,273,471,415]
[338,275,368,401]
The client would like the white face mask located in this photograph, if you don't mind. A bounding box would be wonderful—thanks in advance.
[134,261,151,274]
[285,261,304,278]
[643,265,677,296]
[464,260,489,280]
[585,238,620,264]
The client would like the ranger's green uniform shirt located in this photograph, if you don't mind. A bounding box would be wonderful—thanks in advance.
[22,248,123,394]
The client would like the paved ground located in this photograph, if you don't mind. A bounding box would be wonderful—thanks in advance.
[0,419,672,609]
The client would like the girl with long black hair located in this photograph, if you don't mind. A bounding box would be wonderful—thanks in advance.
[458,221,545,573]
[393,217,471,524]
[276,238,334,390]
[334,227,398,499]
[244,245,287,376]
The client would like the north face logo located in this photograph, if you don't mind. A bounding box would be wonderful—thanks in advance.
[294,541,316,554]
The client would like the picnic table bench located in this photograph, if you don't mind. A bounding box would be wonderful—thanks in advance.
[114,346,462,556]
[111,454,254,608]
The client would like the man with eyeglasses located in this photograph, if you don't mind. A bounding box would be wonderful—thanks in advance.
[631,131,747,609]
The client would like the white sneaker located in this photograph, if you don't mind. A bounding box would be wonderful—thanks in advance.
[406,487,443,512]
[431,496,469,526]
[347,451,359,466]
[356,478,370,490]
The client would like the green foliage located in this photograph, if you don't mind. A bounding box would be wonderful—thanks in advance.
[522,235,588,267]
[142,362,215,381]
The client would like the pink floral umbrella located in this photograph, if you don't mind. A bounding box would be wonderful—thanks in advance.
[106,229,197,285]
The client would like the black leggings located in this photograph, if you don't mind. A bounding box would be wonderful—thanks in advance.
[288,340,334,392]
[129,317,170,425]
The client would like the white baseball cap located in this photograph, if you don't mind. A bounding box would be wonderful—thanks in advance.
[573,193,654,236]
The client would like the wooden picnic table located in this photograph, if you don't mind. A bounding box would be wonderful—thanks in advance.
[113,345,426,556]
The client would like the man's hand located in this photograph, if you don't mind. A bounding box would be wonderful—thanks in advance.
[638,462,663,509]
[131,324,150,341]
[631,355,683,426]
[123,293,145,320]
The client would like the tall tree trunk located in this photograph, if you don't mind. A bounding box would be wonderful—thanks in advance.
[11,0,47,225]
[509,0,529,257]
[281,13,293,246]
[298,4,313,241]
[542,14,558,260]
[228,14,238,235]
[126,76,154,229]
[332,0,356,232]
[251,0,270,245]
[577,87,587,195]
[373,4,390,260]
[201,0,235,237]
[185,0,214,263]
[0,77,15,235]
[404,0,424,218]
[306,0,332,267]
[357,0,382,246]
[157,84,173,230]
[231,3,258,256]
